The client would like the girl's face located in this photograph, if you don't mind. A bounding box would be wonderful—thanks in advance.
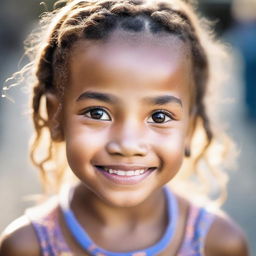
[62,30,193,207]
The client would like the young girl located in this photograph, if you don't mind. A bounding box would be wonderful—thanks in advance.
[0,0,249,255]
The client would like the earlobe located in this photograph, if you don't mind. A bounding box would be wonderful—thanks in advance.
[184,127,193,157]
[185,147,191,157]
[46,92,64,142]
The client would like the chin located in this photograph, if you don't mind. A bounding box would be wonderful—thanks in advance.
[95,187,153,208]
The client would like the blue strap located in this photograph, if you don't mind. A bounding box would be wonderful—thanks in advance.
[60,186,178,256]
[194,208,215,254]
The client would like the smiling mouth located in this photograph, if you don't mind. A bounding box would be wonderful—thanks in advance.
[95,166,157,176]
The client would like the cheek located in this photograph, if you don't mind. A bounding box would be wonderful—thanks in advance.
[64,122,108,172]
[153,128,186,171]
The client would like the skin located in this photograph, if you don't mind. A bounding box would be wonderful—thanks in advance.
[59,31,192,253]
[0,30,249,256]
[63,31,192,210]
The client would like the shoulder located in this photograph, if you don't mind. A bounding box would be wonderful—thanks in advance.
[205,212,249,256]
[0,215,40,256]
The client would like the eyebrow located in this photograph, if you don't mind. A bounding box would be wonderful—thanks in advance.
[76,91,182,107]
[76,91,118,103]
[144,95,183,107]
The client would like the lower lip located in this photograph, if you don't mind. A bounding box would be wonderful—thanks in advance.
[95,167,156,185]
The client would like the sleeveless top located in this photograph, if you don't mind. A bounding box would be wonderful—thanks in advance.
[25,194,215,256]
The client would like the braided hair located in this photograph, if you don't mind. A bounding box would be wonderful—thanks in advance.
[5,0,233,204]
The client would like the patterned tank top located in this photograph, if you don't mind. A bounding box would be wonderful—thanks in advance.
[25,194,215,256]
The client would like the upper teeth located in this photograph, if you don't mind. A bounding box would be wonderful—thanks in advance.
[104,168,146,176]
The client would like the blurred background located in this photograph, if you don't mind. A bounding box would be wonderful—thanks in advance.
[0,0,255,254]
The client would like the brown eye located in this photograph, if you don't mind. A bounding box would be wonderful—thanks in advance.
[84,108,111,121]
[148,111,172,123]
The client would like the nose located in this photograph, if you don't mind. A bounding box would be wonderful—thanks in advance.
[106,124,149,157]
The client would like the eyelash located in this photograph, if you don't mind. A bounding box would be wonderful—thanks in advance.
[148,110,174,123]
[81,106,112,121]
[80,107,175,123]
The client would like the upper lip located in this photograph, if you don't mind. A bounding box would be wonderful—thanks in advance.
[95,165,157,171]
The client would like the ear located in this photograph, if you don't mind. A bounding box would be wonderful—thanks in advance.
[46,92,64,142]
[184,110,196,158]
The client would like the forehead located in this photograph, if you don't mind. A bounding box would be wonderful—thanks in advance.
[71,30,191,72]
[68,30,193,101]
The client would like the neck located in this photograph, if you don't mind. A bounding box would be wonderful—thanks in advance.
[71,183,166,229]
